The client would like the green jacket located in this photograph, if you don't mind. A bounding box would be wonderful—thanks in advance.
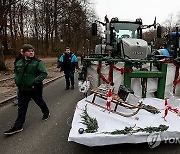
[15,57,48,91]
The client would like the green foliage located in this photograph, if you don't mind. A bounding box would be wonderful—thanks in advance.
[142,104,161,114]
[106,126,135,135]
[104,125,169,135]
[80,105,99,133]
[135,124,169,133]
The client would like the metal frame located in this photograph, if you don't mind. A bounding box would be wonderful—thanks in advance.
[80,57,167,99]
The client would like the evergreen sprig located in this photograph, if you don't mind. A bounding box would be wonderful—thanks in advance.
[80,105,99,133]
[104,125,169,135]
[142,104,161,114]
[135,124,169,133]
[105,126,135,135]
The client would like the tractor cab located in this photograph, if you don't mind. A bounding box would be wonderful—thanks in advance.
[92,17,159,59]
[107,18,148,59]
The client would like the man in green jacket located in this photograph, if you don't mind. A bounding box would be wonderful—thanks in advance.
[4,44,50,135]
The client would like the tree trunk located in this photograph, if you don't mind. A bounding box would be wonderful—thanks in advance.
[0,40,6,71]
[19,4,24,44]
[33,0,39,52]
[9,2,15,51]
[0,1,6,71]
[44,1,50,55]
[54,0,58,51]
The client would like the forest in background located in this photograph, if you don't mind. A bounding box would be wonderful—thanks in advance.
[0,0,180,71]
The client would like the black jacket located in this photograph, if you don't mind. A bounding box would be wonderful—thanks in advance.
[57,52,78,71]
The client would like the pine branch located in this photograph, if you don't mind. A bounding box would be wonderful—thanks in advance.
[80,105,99,133]
[104,125,169,135]
[142,104,160,114]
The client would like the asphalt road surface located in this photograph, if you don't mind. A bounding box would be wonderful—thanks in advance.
[0,73,180,154]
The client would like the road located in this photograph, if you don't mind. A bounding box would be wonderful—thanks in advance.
[0,73,180,154]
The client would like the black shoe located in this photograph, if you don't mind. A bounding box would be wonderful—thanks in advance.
[42,113,50,121]
[4,126,23,135]
[71,86,74,90]
[65,87,70,90]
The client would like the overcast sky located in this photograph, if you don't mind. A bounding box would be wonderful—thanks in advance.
[94,0,180,25]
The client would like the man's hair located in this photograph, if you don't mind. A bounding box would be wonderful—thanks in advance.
[66,47,70,50]
[22,44,35,52]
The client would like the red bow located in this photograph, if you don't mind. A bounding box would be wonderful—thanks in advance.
[163,98,179,121]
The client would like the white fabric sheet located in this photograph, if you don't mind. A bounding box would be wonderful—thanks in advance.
[68,94,180,146]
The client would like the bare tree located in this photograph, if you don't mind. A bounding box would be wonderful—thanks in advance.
[0,0,98,71]
[0,0,21,71]
[162,13,175,33]
[176,11,180,27]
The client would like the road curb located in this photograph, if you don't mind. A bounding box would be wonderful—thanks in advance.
[0,74,64,106]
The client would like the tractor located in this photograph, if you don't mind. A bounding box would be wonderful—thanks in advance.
[91,16,161,59]
[165,28,180,58]
[78,16,173,99]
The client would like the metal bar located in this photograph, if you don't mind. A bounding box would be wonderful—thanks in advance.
[156,64,167,98]
[124,63,167,99]
[110,62,113,84]
[84,58,155,63]
[98,61,102,86]
[83,58,168,99]
[124,63,132,88]
[126,71,165,78]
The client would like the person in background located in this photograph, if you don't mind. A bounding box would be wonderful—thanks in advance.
[57,47,78,90]
[4,44,50,135]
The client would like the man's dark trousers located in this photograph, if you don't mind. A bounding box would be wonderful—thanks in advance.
[64,70,74,88]
[15,88,49,128]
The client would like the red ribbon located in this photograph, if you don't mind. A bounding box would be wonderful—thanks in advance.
[112,64,133,73]
[96,63,133,85]
[163,98,179,120]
